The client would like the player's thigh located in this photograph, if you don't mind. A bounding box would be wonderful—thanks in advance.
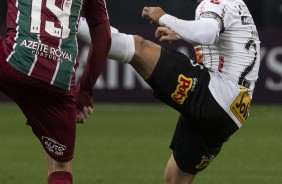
[169,114,221,175]
[24,86,76,163]
[5,78,77,163]
[170,95,238,174]
[145,47,209,115]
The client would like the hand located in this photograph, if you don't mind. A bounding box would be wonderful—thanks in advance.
[142,7,166,25]
[75,87,94,124]
[76,106,93,124]
[155,27,180,42]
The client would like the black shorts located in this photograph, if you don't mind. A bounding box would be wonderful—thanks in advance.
[146,48,238,174]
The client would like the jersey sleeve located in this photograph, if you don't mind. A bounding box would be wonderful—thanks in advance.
[196,0,231,30]
[82,0,109,25]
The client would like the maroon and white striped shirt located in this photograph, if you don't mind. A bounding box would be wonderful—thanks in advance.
[2,0,109,90]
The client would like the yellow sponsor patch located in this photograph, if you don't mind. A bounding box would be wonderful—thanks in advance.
[171,74,193,105]
[230,88,252,124]
[194,46,204,64]
[196,155,214,169]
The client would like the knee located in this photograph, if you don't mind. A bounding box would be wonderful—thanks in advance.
[133,35,149,57]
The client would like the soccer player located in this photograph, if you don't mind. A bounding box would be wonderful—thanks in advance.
[78,0,260,183]
[0,0,111,183]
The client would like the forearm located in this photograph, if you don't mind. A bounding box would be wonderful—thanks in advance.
[79,20,111,93]
[159,14,219,45]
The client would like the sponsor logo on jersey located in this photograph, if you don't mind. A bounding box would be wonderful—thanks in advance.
[171,74,193,104]
[221,6,227,19]
[42,136,66,156]
[196,155,215,169]
[20,40,73,62]
[191,78,198,91]
[210,0,220,5]
[250,27,259,39]
[238,5,251,15]
[198,1,206,14]
[230,88,251,124]
[194,46,204,64]
[218,55,225,72]
[241,16,255,25]
[64,0,71,7]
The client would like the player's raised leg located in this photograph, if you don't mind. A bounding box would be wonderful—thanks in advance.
[77,19,161,80]
[130,35,162,80]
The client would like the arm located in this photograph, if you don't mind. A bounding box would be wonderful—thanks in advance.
[159,14,219,45]
[76,0,111,123]
[142,7,222,45]
[76,21,111,106]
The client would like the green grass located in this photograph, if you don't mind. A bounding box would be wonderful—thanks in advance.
[0,103,281,184]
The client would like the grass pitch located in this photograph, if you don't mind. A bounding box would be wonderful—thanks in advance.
[0,103,281,184]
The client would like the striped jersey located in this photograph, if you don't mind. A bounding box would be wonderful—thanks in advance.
[195,0,261,127]
[3,0,108,90]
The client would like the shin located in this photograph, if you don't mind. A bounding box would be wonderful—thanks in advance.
[46,154,73,184]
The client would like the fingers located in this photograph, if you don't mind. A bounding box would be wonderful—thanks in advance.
[155,27,169,42]
[142,6,166,25]
[76,106,93,124]
[142,7,158,23]
[142,7,150,14]
[76,112,85,124]
[142,7,152,21]
[83,106,93,118]
[155,27,166,38]
[142,7,149,18]
[155,27,179,42]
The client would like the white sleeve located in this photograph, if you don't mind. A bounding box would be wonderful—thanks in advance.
[159,14,220,45]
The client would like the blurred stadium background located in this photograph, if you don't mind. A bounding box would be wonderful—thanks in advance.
[0,0,282,183]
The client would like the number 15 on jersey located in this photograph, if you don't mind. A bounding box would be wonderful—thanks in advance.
[30,0,72,39]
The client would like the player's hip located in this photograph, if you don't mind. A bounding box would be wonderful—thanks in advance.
[145,48,210,114]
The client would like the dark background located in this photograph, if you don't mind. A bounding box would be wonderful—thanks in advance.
[1,0,282,29]
[105,0,281,28]
[0,0,282,104]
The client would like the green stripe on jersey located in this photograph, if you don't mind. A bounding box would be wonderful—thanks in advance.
[8,0,38,74]
[8,0,82,90]
[53,0,82,89]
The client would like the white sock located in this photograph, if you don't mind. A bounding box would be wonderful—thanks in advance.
[109,27,135,63]
[77,17,135,64]
[77,17,91,45]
